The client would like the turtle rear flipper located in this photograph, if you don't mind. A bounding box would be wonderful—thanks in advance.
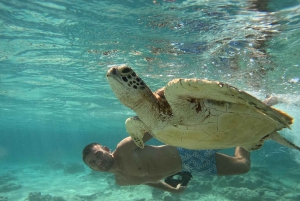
[268,132,300,151]
[244,131,300,151]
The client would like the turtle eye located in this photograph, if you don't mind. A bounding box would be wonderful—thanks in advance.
[122,68,131,74]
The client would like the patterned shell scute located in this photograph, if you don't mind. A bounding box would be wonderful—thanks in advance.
[151,78,293,150]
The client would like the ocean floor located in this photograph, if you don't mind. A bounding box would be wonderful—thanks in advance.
[1,160,300,201]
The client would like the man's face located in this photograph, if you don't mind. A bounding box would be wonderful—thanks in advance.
[84,145,114,172]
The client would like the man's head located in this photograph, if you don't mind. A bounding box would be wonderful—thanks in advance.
[82,143,114,172]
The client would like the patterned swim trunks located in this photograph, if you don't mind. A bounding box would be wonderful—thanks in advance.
[177,147,219,176]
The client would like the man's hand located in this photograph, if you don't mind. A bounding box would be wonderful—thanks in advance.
[263,95,279,106]
[174,183,187,193]
[146,181,187,194]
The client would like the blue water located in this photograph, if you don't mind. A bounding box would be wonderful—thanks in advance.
[1,0,300,200]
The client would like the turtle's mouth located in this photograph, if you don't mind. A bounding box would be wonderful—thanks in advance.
[107,67,117,75]
[107,67,123,85]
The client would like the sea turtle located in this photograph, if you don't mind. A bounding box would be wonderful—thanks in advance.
[106,65,300,151]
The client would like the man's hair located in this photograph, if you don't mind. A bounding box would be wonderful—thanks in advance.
[82,142,102,163]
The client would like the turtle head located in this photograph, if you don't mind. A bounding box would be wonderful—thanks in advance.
[106,65,154,110]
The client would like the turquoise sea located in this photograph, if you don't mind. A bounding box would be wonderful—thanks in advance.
[1,0,300,200]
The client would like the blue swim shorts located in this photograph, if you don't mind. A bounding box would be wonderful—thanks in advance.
[177,147,219,176]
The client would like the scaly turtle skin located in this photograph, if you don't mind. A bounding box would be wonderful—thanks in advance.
[106,65,299,151]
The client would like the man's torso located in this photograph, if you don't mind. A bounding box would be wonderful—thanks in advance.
[112,138,182,185]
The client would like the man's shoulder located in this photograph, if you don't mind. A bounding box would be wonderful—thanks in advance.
[116,137,137,151]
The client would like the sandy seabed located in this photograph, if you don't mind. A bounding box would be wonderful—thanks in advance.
[1,160,300,201]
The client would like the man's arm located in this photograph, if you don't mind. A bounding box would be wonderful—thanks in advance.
[146,181,186,194]
[215,146,250,175]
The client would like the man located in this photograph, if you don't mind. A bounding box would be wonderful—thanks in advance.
[82,133,250,193]
[82,93,284,193]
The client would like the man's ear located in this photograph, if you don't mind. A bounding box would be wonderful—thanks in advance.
[103,146,110,152]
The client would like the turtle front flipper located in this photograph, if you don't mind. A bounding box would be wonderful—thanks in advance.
[125,116,149,149]
[164,78,293,129]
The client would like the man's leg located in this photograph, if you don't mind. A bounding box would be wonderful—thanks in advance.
[215,146,250,176]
